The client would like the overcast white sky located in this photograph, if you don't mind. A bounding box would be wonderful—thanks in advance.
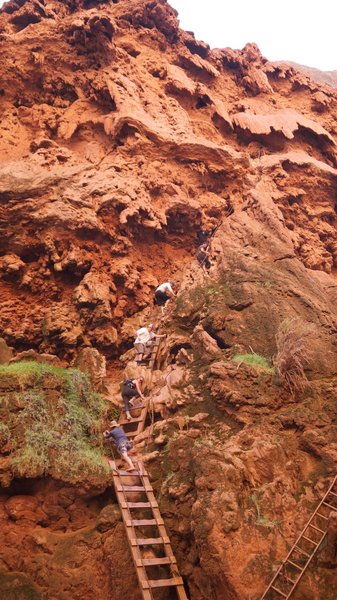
[170,0,336,71]
[0,0,336,70]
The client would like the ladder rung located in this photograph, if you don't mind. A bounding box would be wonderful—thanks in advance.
[117,470,141,476]
[302,535,318,545]
[127,519,158,526]
[308,523,325,534]
[323,501,337,511]
[329,491,337,498]
[145,577,184,589]
[120,416,144,424]
[122,404,147,411]
[126,431,138,437]
[134,537,170,546]
[137,557,176,567]
[294,546,311,558]
[270,586,287,597]
[316,512,329,520]
[282,573,296,584]
[124,502,153,509]
[121,485,145,492]
[286,560,303,571]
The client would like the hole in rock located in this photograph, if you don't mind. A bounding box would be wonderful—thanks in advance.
[19,245,44,264]
[287,196,301,206]
[195,95,211,109]
[170,343,192,357]
[203,325,231,349]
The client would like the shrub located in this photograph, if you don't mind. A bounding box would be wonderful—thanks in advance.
[273,318,315,393]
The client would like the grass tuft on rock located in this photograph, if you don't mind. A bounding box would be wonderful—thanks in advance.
[233,353,274,373]
[0,361,110,486]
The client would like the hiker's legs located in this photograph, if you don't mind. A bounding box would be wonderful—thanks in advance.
[122,394,132,412]
[120,451,135,470]
[134,342,145,362]
[144,341,154,358]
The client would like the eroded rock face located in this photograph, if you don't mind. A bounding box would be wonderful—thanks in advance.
[1,0,335,363]
[1,1,337,599]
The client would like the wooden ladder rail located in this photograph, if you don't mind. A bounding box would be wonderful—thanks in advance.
[119,402,149,441]
[110,460,188,600]
[260,475,337,599]
[136,337,163,371]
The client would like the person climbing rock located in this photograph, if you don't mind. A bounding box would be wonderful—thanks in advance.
[134,323,166,362]
[121,375,145,420]
[197,229,209,245]
[196,243,211,271]
[103,421,135,471]
[154,281,176,314]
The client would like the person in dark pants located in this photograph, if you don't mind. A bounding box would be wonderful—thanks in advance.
[154,281,176,314]
[104,421,135,471]
[121,376,145,420]
[196,243,211,271]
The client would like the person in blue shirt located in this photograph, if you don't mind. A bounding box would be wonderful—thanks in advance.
[103,421,135,471]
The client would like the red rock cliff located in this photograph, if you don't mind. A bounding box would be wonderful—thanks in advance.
[0,1,336,599]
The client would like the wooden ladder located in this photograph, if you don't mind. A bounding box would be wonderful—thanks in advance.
[119,401,148,441]
[261,475,337,599]
[110,459,188,600]
[136,337,163,371]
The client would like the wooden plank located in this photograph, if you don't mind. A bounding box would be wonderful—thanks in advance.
[308,523,325,534]
[121,485,146,492]
[282,573,296,584]
[316,512,329,520]
[137,557,176,567]
[124,502,152,509]
[323,501,337,511]
[286,559,303,571]
[135,537,170,545]
[294,546,310,558]
[144,577,184,589]
[270,586,287,598]
[119,418,144,425]
[127,519,158,526]
[302,535,318,545]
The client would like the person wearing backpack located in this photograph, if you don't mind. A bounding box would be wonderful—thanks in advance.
[103,421,135,471]
[121,375,145,420]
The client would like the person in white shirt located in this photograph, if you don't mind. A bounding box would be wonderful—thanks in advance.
[134,324,165,362]
[134,324,154,361]
[154,281,176,314]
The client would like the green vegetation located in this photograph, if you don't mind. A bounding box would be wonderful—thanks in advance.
[251,492,279,528]
[233,353,275,373]
[174,279,231,320]
[0,361,110,484]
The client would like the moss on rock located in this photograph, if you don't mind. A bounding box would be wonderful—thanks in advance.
[0,362,110,487]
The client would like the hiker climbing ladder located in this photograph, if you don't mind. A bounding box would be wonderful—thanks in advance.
[261,475,337,599]
[119,401,149,440]
[137,337,163,370]
[110,459,188,600]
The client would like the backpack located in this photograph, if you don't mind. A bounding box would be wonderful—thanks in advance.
[124,378,135,389]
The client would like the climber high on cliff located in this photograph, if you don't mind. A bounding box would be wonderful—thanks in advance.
[121,376,145,420]
[196,243,211,271]
[104,421,135,471]
[154,281,176,314]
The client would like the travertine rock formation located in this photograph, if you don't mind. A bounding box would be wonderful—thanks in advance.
[0,1,336,599]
